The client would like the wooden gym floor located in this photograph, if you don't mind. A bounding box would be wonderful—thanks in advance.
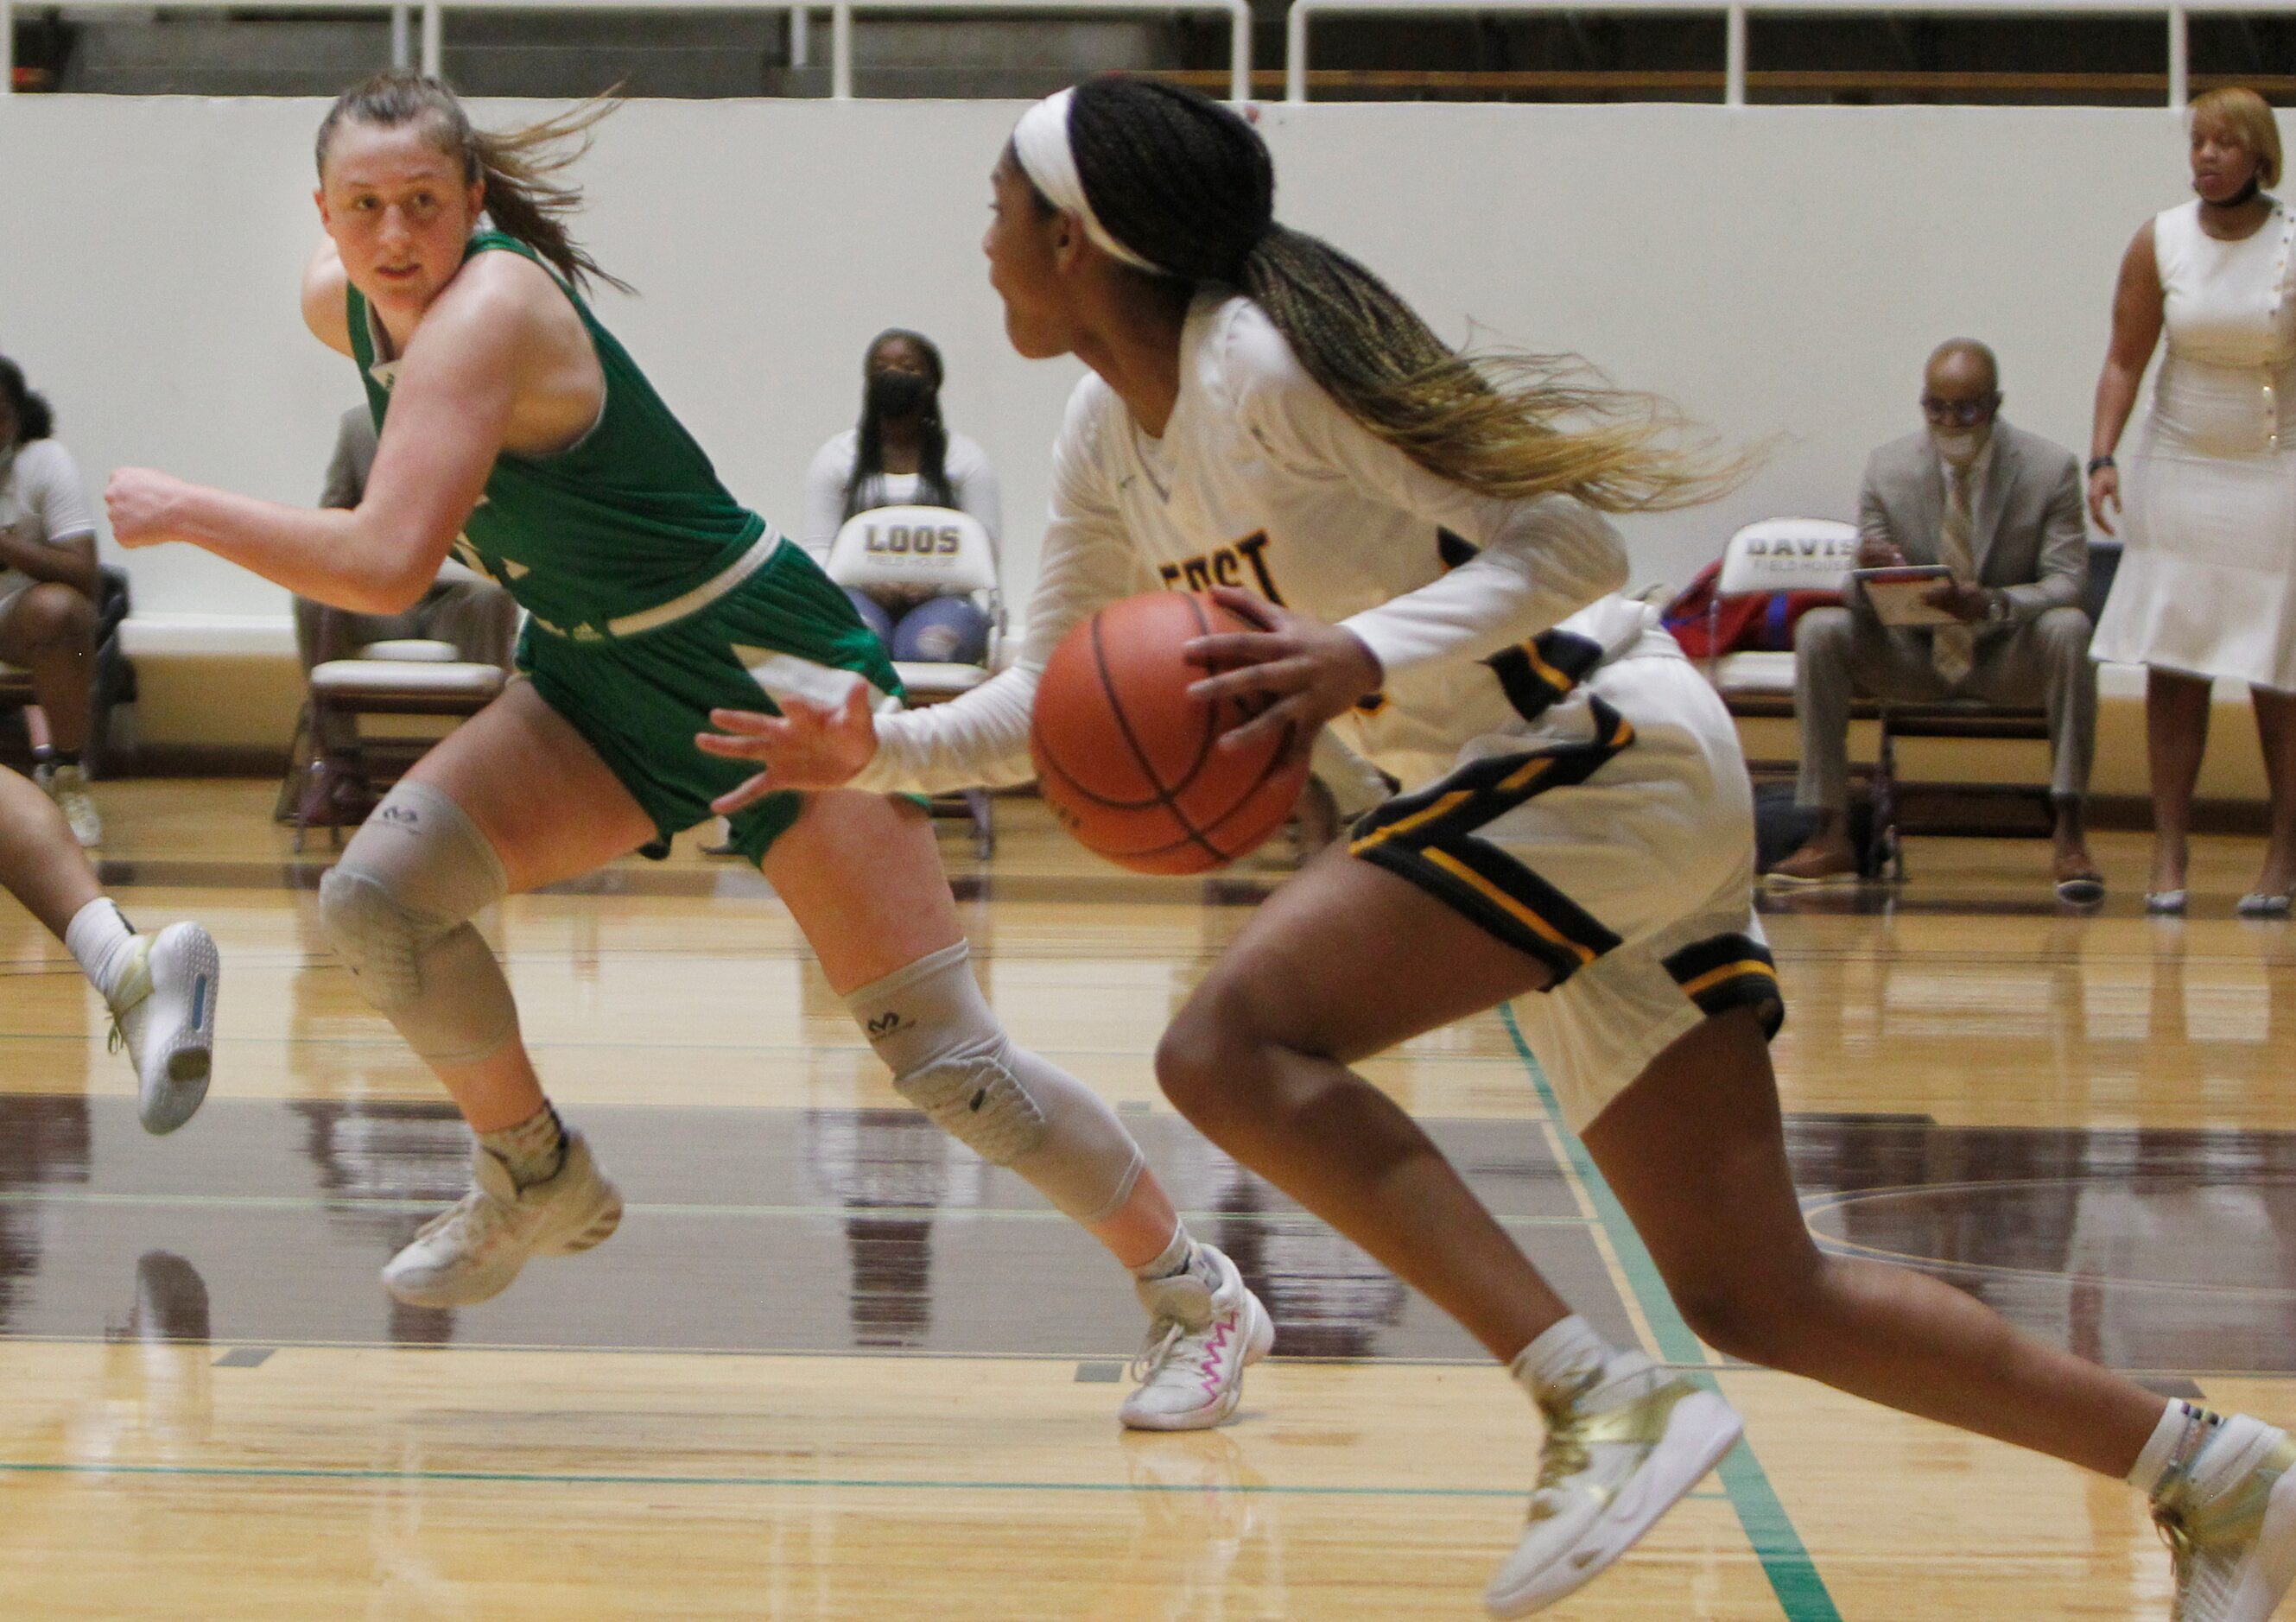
[0,778,2288,1619]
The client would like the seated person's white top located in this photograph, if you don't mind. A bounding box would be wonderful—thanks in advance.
[801,428,1003,568]
[0,439,96,614]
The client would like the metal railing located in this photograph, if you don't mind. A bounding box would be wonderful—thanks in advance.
[0,0,1247,98]
[0,0,2276,105]
[1286,0,2278,107]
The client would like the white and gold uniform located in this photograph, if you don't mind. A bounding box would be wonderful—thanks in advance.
[853,291,1780,1129]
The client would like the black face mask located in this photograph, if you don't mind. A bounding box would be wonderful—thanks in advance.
[867,369,936,420]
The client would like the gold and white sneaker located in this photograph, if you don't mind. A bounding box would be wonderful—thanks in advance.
[1119,1243,1274,1432]
[382,1132,623,1308]
[36,761,101,847]
[1485,1359,1742,1618]
[107,922,219,1136]
[2153,1416,2296,1621]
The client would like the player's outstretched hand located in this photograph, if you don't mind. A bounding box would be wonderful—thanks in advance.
[698,681,878,813]
[105,468,198,548]
[1182,585,1382,767]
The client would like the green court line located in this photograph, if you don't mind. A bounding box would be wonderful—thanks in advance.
[0,1029,1541,1068]
[0,1189,1589,1230]
[0,1457,1734,1500]
[1500,1004,1843,1622]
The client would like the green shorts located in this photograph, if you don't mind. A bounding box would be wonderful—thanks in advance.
[518,538,906,865]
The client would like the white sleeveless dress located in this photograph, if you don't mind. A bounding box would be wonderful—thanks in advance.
[2093,198,2296,691]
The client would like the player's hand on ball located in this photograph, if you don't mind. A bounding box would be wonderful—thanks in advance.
[698,680,878,812]
[1182,586,1382,766]
[105,468,198,548]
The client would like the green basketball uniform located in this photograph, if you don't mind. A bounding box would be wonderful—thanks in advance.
[347,232,902,862]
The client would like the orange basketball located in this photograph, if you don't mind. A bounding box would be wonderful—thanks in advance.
[1030,592,1312,875]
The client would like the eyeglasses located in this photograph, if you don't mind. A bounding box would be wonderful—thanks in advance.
[1920,394,2000,427]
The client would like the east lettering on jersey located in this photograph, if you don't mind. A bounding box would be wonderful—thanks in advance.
[1156,532,1285,604]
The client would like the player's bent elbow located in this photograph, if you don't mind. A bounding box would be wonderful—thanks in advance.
[343,563,440,618]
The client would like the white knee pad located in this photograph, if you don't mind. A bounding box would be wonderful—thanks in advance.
[848,941,1145,1224]
[896,1049,1051,1163]
[318,781,520,1066]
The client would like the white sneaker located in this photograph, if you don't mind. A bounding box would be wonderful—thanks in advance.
[2153,1418,2296,1620]
[1485,1361,1743,1618]
[382,1132,623,1308]
[107,922,219,1136]
[1119,1243,1273,1432]
[36,762,101,847]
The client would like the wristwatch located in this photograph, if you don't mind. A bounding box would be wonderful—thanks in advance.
[1984,589,2011,623]
[2087,455,2117,477]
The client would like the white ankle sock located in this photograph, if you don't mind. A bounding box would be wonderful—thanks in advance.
[1511,1315,1627,1402]
[2129,1402,2278,1505]
[2130,1401,2210,1496]
[64,898,137,1004]
[1132,1226,1197,1283]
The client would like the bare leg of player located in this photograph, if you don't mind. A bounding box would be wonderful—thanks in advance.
[1156,842,2272,1615]
[337,683,652,1308]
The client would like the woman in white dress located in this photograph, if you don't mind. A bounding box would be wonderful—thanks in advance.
[2090,87,2296,916]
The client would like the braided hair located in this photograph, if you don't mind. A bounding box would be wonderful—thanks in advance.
[1056,75,1740,513]
[315,70,631,295]
[844,328,958,519]
[0,357,54,445]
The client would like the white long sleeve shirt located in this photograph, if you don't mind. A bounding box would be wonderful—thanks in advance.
[853,291,1633,797]
[800,428,1003,565]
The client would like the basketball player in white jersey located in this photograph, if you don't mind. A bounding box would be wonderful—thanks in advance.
[702,77,2296,1620]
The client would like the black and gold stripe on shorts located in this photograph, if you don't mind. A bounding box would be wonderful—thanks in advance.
[1663,932,1786,1038]
[1349,695,1633,985]
[1484,628,1607,727]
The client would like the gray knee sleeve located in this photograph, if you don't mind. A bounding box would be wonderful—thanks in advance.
[318,781,520,1066]
[848,941,1145,1224]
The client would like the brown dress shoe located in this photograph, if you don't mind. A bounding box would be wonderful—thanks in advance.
[1762,844,1860,886]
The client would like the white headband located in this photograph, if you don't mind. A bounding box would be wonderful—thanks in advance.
[1011,89,1164,276]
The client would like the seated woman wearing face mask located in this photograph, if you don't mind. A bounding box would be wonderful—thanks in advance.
[800,329,1000,665]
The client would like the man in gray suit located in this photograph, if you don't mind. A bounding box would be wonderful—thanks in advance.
[1768,339,2103,898]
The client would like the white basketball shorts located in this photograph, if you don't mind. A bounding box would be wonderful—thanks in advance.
[1348,639,1781,1133]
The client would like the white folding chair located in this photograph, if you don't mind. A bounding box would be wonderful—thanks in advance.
[282,635,512,851]
[826,504,1003,857]
[1702,517,1860,708]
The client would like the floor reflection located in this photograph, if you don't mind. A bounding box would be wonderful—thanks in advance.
[1794,1116,2296,1371]
[1206,1168,1407,1362]
[290,1099,471,1346]
[78,1250,213,1462]
[1094,1430,1289,1620]
[0,1093,90,1333]
[804,1107,982,1349]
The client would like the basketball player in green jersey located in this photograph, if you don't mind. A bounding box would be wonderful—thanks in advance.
[104,73,1271,1429]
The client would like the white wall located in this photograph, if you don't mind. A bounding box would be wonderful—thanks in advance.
[0,97,2209,631]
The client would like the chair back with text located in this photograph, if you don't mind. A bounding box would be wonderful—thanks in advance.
[827,505,999,603]
[1704,518,1860,699]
